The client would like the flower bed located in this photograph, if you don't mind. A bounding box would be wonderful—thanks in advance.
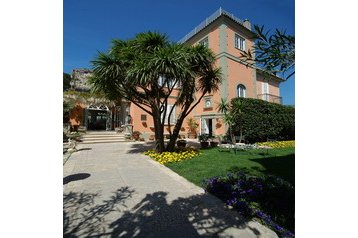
[256,140,295,149]
[203,172,295,238]
[144,148,200,165]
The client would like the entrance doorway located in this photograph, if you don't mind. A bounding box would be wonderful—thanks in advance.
[85,104,111,130]
[87,110,108,130]
[201,118,213,137]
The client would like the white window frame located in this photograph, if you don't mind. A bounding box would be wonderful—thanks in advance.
[161,104,176,125]
[235,34,246,51]
[158,75,180,89]
[262,82,270,101]
[199,37,209,48]
[158,75,165,86]
[237,84,246,98]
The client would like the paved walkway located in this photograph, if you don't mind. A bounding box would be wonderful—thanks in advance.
[63,142,278,238]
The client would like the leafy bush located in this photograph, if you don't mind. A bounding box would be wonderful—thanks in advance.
[230,98,294,143]
[144,148,200,164]
[203,172,295,238]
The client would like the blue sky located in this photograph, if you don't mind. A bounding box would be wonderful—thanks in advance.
[64,0,295,105]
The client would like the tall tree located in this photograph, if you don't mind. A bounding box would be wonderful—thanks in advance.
[90,32,222,152]
[231,100,244,143]
[240,25,295,80]
[217,98,244,144]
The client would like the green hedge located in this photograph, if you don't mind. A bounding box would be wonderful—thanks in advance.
[230,98,294,143]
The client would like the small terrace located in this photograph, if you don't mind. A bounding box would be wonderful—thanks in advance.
[257,94,282,104]
[178,7,250,43]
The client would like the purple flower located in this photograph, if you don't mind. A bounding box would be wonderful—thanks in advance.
[274,224,284,232]
[226,197,237,206]
[284,231,295,237]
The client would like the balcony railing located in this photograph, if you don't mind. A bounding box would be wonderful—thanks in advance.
[257,94,282,104]
[178,7,247,43]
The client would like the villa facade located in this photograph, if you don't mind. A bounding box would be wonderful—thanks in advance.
[67,8,284,139]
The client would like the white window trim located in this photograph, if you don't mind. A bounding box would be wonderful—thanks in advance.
[262,82,270,101]
[234,34,246,51]
[161,104,176,125]
[158,76,180,89]
[199,37,209,47]
[87,104,109,111]
[237,84,246,98]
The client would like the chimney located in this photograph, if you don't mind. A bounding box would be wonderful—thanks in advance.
[243,19,251,30]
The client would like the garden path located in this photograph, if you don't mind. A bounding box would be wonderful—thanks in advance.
[63,142,278,238]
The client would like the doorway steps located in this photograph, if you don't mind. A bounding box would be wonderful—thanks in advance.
[80,131,127,144]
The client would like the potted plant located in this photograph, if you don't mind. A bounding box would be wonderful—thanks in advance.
[187,117,199,139]
[132,131,141,141]
[199,134,210,148]
[176,139,187,148]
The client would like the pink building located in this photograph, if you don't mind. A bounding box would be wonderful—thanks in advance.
[67,9,284,139]
[129,8,284,139]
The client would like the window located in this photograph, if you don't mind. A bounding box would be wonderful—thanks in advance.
[158,75,180,88]
[199,37,209,47]
[161,104,176,124]
[141,114,147,121]
[237,84,246,98]
[158,75,165,86]
[235,34,246,51]
[262,82,269,101]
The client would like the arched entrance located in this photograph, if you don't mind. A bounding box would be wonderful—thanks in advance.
[85,104,111,130]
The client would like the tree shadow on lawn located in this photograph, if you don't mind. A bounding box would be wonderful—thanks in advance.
[229,154,295,185]
[64,187,272,237]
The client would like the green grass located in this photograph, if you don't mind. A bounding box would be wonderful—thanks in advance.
[166,147,295,187]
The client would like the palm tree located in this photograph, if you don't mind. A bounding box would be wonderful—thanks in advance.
[231,99,244,143]
[217,98,235,144]
[217,98,245,144]
[90,32,222,152]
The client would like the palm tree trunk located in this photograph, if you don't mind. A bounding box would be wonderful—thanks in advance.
[153,116,165,153]
[166,117,185,152]
[239,126,243,143]
[229,124,235,144]
[152,105,165,152]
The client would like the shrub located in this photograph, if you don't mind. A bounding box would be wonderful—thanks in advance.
[230,98,294,143]
[203,172,295,237]
[144,148,200,164]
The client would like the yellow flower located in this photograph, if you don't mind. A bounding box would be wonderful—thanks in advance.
[143,148,199,164]
[257,140,295,148]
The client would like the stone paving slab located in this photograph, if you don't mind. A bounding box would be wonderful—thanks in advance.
[63,142,278,238]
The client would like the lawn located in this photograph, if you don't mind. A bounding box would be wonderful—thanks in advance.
[166,147,295,187]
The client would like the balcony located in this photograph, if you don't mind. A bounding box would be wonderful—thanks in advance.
[178,8,248,44]
[257,94,282,104]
